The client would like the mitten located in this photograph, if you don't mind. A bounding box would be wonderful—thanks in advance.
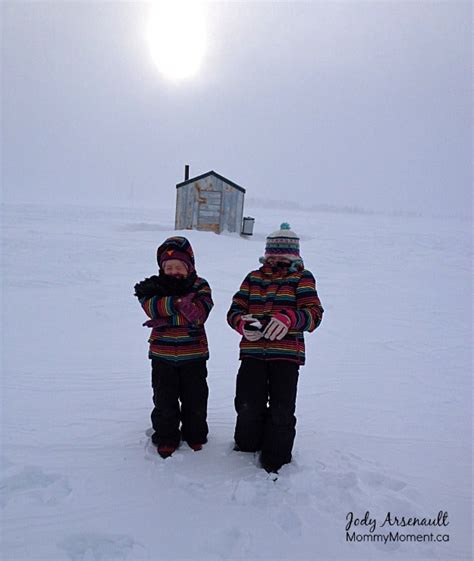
[175,294,203,323]
[242,326,263,341]
[262,312,292,341]
[237,314,264,341]
[134,276,163,299]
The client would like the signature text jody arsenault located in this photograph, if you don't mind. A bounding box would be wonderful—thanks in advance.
[345,510,449,534]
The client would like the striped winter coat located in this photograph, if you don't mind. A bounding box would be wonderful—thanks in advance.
[140,277,213,363]
[227,264,323,365]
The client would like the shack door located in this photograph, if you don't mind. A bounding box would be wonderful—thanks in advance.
[196,190,222,233]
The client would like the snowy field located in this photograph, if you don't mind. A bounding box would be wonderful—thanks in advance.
[1,201,471,561]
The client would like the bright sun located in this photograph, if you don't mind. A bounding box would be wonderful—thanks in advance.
[147,1,207,81]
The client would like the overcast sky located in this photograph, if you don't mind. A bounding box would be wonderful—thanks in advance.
[2,1,472,216]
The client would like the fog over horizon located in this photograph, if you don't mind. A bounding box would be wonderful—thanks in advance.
[2,1,472,217]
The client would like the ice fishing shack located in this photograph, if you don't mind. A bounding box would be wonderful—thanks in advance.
[175,166,249,234]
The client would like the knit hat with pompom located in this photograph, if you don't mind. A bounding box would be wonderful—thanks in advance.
[260,223,303,270]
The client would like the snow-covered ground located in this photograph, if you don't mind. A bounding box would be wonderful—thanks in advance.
[1,202,471,561]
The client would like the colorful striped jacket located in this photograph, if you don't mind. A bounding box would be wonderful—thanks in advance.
[227,265,323,365]
[140,277,213,363]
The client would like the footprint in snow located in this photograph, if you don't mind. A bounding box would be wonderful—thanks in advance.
[287,451,416,520]
[329,452,411,498]
[0,465,72,507]
[329,467,412,510]
[230,470,287,508]
[274,507,303,537]
[231,479,258,505]
[358,469,407,492]
[58,533,137,561]
[205,526,252,560]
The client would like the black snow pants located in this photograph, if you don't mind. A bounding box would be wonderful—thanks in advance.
[151,358,209,447]
[234,358,300,470]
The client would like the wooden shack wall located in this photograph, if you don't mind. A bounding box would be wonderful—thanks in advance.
[175,183,195,230]
[221,184,244,233]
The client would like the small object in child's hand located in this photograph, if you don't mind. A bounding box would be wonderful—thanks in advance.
[245,319,263,331]
[241,314,265,331]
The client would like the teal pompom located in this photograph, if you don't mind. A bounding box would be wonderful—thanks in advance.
[280,222,291,230]
[289,259,303,272]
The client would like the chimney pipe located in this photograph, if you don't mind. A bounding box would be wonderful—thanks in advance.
[184,165,190,181]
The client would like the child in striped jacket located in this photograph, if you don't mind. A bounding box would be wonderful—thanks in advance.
[227,223,323,473]
[134,236,213,459]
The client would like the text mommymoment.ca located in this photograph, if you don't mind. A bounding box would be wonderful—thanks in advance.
[345,511,449,534]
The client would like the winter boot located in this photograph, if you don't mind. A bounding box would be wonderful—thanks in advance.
[157,444,177,459]
[260,454,281,474]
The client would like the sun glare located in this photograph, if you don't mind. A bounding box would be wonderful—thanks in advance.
[147,1,207,81]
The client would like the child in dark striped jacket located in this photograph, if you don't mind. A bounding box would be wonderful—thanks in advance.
[134,236,213,459]
[227,223,323,474]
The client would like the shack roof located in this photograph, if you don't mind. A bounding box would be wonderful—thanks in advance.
[176,170,246,194]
